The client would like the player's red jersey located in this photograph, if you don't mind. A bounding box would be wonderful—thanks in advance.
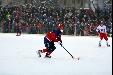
[45,29,62,42]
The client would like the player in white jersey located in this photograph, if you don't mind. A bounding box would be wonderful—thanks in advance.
[96,21,110,47]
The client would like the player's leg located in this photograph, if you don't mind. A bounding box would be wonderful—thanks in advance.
[104,33,110,47]
[45,42,56,58]
[19,30,21,36]
[37,37,49,57]
[37,48,49,57]
[16,29,20,36]
[99,33,104,46]
[37,36,56,58]
[16,30,18,36]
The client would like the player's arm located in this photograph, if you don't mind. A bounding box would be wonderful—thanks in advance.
[96,26,100,36]
[57,35,63,46]
[96,26,100,33]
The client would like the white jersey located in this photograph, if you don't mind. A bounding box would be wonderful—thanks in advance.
[96,25,107,33]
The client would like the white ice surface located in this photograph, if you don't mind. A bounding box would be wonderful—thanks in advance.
[0,33,112,75]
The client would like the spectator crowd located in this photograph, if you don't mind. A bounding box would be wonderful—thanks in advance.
[0,3,112,36]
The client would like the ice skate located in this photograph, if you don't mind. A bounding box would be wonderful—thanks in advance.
[107,43,110,47]
[45,54,51,58]
[98,43,101,47]
[16,34,19,36]
[37,50,42,57]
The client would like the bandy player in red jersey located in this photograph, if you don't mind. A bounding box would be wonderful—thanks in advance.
[96,21,110,47]
[37,23,64,58]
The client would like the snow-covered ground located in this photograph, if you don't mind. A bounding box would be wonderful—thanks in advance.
[0,33,112,75]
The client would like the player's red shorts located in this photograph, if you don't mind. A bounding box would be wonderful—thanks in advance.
[99,33,108,41]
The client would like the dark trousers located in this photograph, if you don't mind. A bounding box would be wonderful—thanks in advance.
[44,37,56,52]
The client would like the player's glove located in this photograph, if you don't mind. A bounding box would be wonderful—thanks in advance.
[60,43,63,47]
[98,30,100,33]
[58,41,63,47]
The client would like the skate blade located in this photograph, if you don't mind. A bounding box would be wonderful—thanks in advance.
[36,50,41,57]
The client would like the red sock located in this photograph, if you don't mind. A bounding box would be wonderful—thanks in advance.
[43,48,48,53]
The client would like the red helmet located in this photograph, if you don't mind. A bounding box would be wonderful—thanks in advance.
[57,23,64,30]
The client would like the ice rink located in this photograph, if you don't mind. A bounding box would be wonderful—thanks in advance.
[0,33,112,75]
